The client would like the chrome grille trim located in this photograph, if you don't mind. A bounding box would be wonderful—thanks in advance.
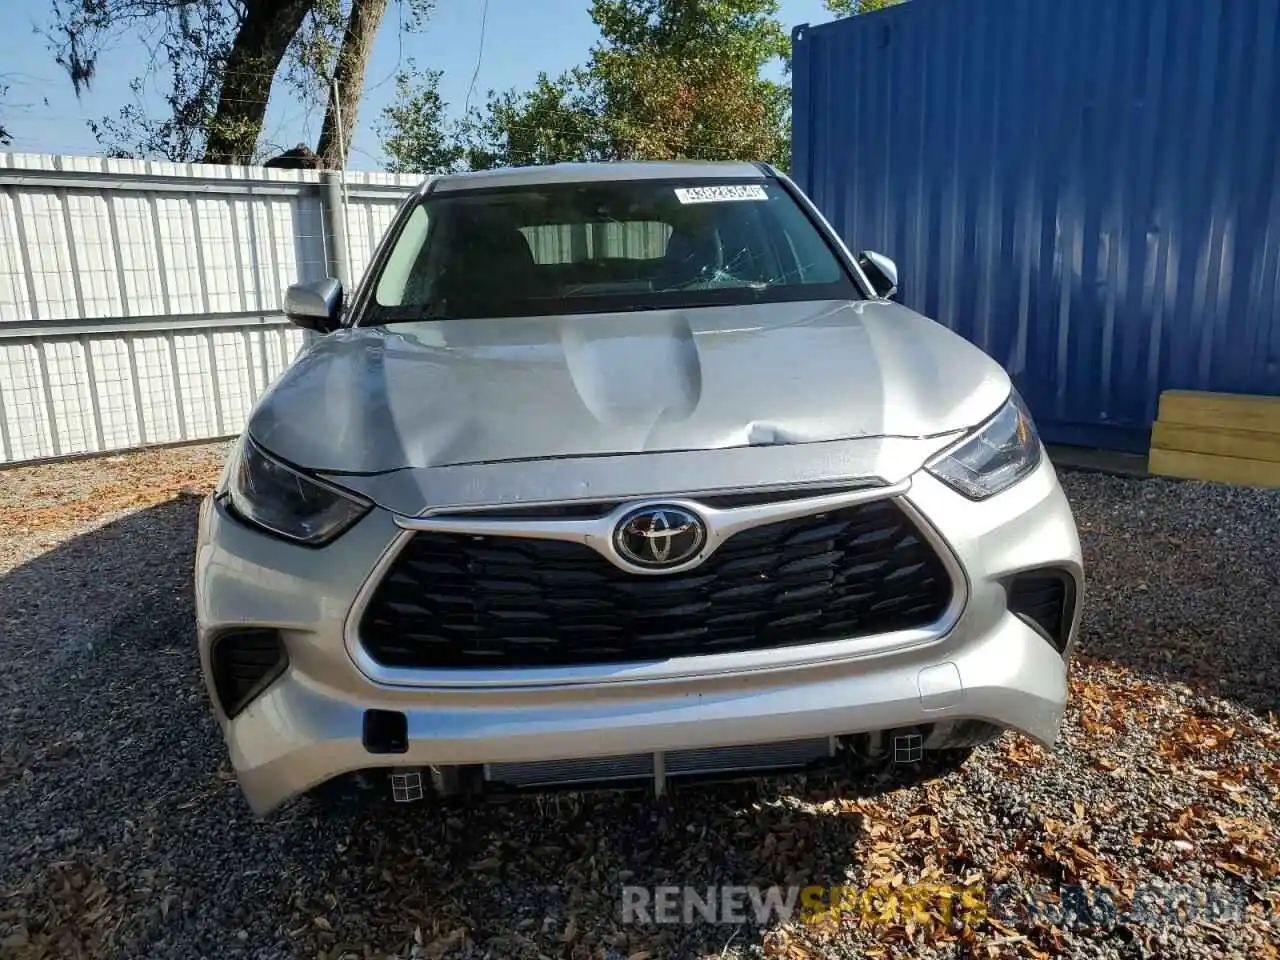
[393,479,911,578]
[406,478,889,522]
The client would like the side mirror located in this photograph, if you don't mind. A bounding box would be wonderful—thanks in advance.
[857,250,898,300]
[284,277,343,333]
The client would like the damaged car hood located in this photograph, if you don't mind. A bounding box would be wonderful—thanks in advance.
[248,299,1011,474]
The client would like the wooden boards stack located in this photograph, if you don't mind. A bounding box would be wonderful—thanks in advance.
[1148,390,1280,489]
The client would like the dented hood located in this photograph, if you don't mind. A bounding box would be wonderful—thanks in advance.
[248,299,1011,474]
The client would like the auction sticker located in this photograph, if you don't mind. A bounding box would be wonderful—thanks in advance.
[674,184,768,204]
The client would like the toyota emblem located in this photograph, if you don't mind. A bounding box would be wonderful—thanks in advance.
[613,505,707,570]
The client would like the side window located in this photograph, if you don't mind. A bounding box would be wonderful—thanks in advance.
[519,224,583,265]
[375,205,431,306]
[519,222,672,264]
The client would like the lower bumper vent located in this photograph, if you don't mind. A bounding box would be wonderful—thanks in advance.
[1008,571,1075,653]
[484,737,834,789]
[210,629,287,718]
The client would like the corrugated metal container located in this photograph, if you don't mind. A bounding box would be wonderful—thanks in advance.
[792,0,1280,451]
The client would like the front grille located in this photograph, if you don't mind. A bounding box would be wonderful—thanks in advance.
[359,498,952,669]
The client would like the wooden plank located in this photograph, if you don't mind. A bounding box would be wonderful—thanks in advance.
[1148,448,1280,489]
[1151,422,1280,463]
[1157,390,1280,434]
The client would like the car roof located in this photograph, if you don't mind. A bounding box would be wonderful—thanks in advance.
[422,160,769,194]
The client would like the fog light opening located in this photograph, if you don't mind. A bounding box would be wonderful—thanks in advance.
[210,628,287,719]
[1007,569,1076,654]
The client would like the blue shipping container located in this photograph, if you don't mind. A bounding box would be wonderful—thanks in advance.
[792,0,1280,452]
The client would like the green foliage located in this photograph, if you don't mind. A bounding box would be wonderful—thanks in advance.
[379,68,612,174]
[378,66,463,173]
[47,0,431,162]
[823,0,905,15]
[457,70,614,170]
[589,0,790,164]
[280,0,347,105]
[591,0,789,70]
[378,0,793,172]
[51,0,242,160]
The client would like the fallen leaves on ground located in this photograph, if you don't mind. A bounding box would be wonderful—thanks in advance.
[0,443,226,533]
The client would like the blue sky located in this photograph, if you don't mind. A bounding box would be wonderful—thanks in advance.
[0,0,838,167]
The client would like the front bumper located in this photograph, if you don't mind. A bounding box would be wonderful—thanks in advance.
[196,456,1082,816]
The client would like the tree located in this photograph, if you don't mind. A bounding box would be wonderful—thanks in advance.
[589,0,790,164]
[378,0,791,171]
[50,0,328,164]
[824,0,905,15]
[378,66,463,173]
[460,70,614,170]
[315,0,388,167]
[49,0,422,165]
[378,67,608,174]
[53,0,431,166]
[52,0,234,160]
[202,0,316,162]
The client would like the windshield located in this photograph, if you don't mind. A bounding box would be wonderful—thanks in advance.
[366,178,859,322]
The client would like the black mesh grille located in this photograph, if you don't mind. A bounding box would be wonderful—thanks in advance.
[359,499,953,669]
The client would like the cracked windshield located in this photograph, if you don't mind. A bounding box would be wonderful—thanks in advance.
[371,179,856,320]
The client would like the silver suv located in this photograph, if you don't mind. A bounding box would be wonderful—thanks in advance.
[195,161,1082,815]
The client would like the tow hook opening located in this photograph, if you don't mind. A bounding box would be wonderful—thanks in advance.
[362,709,408,754]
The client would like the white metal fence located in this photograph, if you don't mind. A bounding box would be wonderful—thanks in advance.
[0,154,422,465]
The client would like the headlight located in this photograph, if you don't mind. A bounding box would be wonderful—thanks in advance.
[225,436,371,545]
[926,392,1042,500]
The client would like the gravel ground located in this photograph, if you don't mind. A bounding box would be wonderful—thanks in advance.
[1,443,1278,960]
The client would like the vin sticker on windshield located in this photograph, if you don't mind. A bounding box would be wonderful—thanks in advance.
[674,184,768,204]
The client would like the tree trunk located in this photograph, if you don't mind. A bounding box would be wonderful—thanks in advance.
[203,0,315,165]
[316,0,390,169]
